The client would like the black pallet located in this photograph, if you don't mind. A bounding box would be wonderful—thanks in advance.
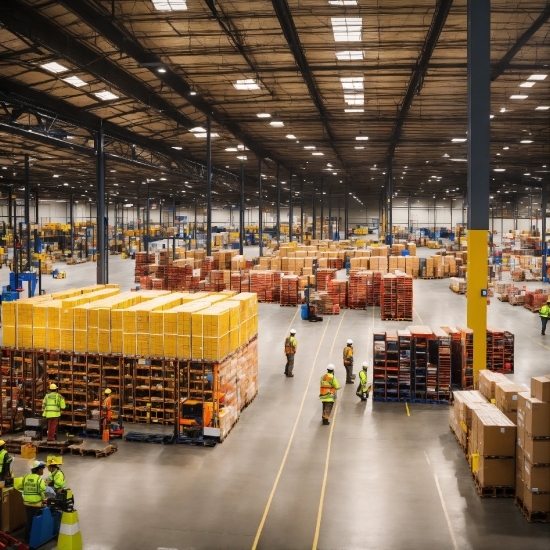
[124,432,175,444]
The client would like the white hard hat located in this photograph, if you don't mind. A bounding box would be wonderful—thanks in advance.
[362,362,368,370]
[327,364,335,372]
[347,339,353,345]
[290,329,296,334]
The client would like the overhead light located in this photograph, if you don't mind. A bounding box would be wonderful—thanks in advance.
[304,146,316,150]
[503,147,509,150]
[500,107,507,113]
[520,140,533,144]
[340,77,363,90]
[519,82,535,88]
[344,93,364,105]
[270,121,284,127]
[490,114,495,119]
[327,163,333,167]
[312,152,324,156]
[41,62,68,73]
[328,0,357,5]
[193,133,219,138]
[257,113,271,118]
[510,94,528,100]
[225,147,238,152]
[237,145,246,150]
[336,51,364,61]
[189,91,197,96]
[451,138,467,142]
[331,17,362,42]
[62,76,86,87]
[53,174,59,178]
[524,173,531,176]
[345,109,364,113]
[450,158,468,162]
[157,68,167,73]
[355,136,369,141]
[152,0,187,11]
[354,146,364,150]
[234,79,260,91]
[237,156,247,160]
[63,183,69,186]
[172,146,182,150]
[494,168,506,172]
[535,106,550,111]
[286,134,297,139]
[124,203,134,208]
[94,91,119,101]
[190,127,206,133]
[528,74,547,81]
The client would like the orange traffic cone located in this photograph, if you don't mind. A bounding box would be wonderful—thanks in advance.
[102,429,110,442]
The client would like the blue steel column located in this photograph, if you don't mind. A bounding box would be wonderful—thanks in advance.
[276,163,281,245]
[240,163,245,254]
[258,158,263,256]
[206,116,212,256]
[24,154,31,274]
[95,124,106,284]
[289,172,293,242]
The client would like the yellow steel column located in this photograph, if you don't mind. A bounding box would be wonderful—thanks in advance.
[467,230,487,386]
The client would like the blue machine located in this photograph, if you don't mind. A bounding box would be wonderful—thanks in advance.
[29,506,62,549]
[2,271,38,302]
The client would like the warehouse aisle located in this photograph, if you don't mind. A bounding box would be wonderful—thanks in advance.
[5,270,550,549]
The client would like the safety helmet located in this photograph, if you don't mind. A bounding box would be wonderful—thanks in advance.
[49,383,58,390]
[104,388,112,395]
[327,364,335,372]
[0,440,5,446]
[290,329,296,334]
[30,460,45,470]
[347,339,353,345]
[46,455,63,466]
[362,362,368,370]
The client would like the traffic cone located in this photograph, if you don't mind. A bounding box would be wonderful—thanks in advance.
[57,509,83,550]
[102,429,110,442]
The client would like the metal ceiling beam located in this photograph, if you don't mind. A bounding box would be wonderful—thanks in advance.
[491,5,550,81]
[271,0,347,171]
[0,0,196,132]
[388,0,454,162]
[56,0,276,163]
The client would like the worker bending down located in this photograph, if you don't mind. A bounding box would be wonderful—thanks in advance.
[14,460,47,546]
[343,339,356,383]
[284,329,297,377]
[319,364,340,425]
[101,388,113,433]
[42,384,66,441]
[46,456,66,494]
[356,362,369,401]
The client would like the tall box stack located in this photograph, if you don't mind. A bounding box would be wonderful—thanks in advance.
[516,375,550,520]
[449,390,491,452]
[478,369,509,402]
[495,381,525,424]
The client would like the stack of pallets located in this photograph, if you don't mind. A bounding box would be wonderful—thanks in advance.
[315,268,337,291]
[280,275,299,306]
[348,270,368,309]
[328,280,347,307]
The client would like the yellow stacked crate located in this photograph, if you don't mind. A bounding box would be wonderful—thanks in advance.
[149,311,164,357]
[60,305,74,351]
[192,306,230,361]
[46,301,63,350]
[15,295,50,348]
[2,301,16,347]
[110,309,124,354]
[32,303,48,349]
[228,292,258,347]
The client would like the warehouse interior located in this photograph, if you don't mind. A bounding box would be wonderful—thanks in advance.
[0,1,549,549]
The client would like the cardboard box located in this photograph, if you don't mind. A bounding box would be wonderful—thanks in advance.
[517,421,526,449]
[472,407,516,457]
[477,457,515,487]
[0,488,26,533]
[531,376,550,403]
[478,370,509,402]
[523,396,550,437]
[523,436,550,465]
[523,490,550,512]
[516,444,524,479]
[515,474,524,499]
[524,461,550,493]
[495,381,524,412]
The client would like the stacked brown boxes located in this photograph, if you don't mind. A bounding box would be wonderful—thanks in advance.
[516,374,550,520]
[495,381,525,424]
[478,369,509,402]
[470,406,516,492]
[449,390,491,452]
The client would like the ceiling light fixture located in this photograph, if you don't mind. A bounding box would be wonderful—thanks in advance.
[304,146,316,150]
[519,82,535,88]
[340,76,364,90]
[312,152,324,156]
[328,0,357,5]
[331,17,362,42]
[535,106,550,111]
[345,109,364,113]
[270,121,284,127]
[335,51,364,61]
[234,79,260,91]
[193,133,219,138]
[225,147,238,152]
[62,76,86,87]
[510,94,528,100]
[41,62,68,73]
[494,168,506,172]
[152,0,187,11]
[172,146,182,150]
[355,136,369,141]
[237,156,247,160]
[354,146,364,150]
[520,140,533,144]
[286,134,297,139]
[94,90,119,101]
[344,93,364,105]
[528,74,547,81]
[451,138,467,142]
[256,113,271,118]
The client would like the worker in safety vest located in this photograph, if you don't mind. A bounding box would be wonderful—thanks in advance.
[42,383,66,441]
[284,329,298,377]
[101,388,113,433]
[319,364,340,425]
[46,456,66,494]
[356,362,370,401]
[14,460,47,545]
[343,339,356,384]
[540,300,550,335]
[0,440,13,481]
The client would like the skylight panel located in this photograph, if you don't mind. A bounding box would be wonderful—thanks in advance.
[270,121,284,127]
[328,1,358,5]
[340,77,364,90]
[536,106,549,111]
[234,79,260,91]
[62,76,87,88]
[331,18,362,42]
[519,82,535,88]
[94,91,119,101]
[41,62,68,74]
[335,51,364,61]
[510,94,528,100]
[528,74,547,81]
[190,127,206,133]
[152,0,187,11]
[345,109,364,113]
[344,93,364,106]
[193,133,219,138]
[257,113,271,118]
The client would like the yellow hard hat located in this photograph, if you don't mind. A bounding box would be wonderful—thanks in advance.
[49,383,58,390]
[46,455,63,466]
[0,440,5,446]
[104,388,112,395]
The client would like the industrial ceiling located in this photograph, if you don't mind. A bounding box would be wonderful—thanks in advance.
[0,0,548,216]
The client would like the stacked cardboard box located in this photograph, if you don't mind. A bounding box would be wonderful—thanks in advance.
[516,375,550,520]
[478,369,509,402]
[495,381,525,424]
[449,390,491,452]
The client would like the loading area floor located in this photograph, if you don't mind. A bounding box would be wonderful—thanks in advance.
[4,257,550,549]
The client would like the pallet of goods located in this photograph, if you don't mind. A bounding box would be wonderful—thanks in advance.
[380,273,413,321]
[280,275,299,306]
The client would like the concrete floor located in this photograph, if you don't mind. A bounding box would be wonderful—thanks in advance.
[3,255,550,549]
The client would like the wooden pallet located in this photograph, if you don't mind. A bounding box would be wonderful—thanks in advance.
[473,475,514,498]
[515,497,550,523]
[36,440,81,455]
[69,440,118,458]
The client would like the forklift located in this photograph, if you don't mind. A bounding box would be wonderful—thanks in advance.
[302,275,323,322]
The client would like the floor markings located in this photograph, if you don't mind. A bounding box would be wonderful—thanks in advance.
[424,452,458,550]
[251,318,332,550]
[525,333,550,351]
[414,307,424,325]
[405,402,410,417]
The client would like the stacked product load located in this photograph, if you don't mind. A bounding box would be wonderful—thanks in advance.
[380,273,413,321]
[280,275,299,306]
[449,390,493,453]
[516,375,550,521]
[524,290,548,313]
[449,277,467,294]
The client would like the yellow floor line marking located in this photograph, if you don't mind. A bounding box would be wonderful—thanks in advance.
[287,308,300,334]
[424,452,458,550]
[251,318,332,550]
[525,333,550,351]
[405,402,410,417]
[328,311,346,357]
[414,307,424,325]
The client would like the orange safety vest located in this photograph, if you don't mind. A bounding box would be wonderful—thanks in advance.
[343,345,353,365]
[319,373,337,401]
[284,336,297,355]
[101,395,113,421]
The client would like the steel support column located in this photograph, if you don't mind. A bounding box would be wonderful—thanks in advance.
[276,163,281,245]
[312,181,317,240]
[258,158,263,257]
[96,125,106,284]
[8,185,12,230]
[328,184,332,240]
[146,183,150,253]
[69,193,74,258]
[206,117,212,256]
[543,183,548,282]
[35,189,39,225]
[300,177,304,242]
[240,164,245,254]
[387,164,393,243]
[289,172,293,242]
[194,197,198,248]
[467,0,490,384]
[24,154,31,274]
[320,178,324,240]
[344,180,349,240]
[408,191,412,231]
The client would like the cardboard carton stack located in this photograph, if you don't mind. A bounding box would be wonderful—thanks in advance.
[449,390,491,452]
[478,369,509,402]
[516,374,550,520]
[495,381,525,424]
